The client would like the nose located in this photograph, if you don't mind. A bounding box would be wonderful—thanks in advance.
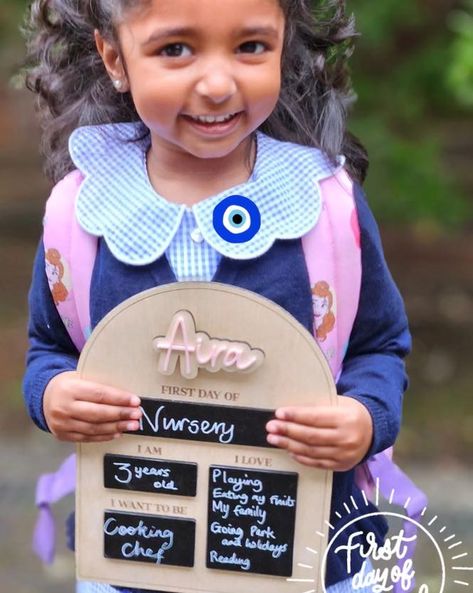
[195,61,237,104]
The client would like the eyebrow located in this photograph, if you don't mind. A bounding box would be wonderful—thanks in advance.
[237,26,280,39]
[143,25,280,46]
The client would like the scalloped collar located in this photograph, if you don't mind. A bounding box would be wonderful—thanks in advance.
[69,122,343,265]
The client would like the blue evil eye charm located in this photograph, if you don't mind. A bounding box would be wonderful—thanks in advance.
[213,195,261,244]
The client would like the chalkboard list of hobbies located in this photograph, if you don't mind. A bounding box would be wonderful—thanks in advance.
[207,466,298,577]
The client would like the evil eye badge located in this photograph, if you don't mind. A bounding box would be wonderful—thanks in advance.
[213,195,261,244]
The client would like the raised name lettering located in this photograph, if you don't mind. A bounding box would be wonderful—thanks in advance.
[153,310,264,379]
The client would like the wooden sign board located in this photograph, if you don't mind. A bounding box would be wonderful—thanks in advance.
[76,282,336,592]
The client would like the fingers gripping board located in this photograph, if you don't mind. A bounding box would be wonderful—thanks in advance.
[76,282,336,592]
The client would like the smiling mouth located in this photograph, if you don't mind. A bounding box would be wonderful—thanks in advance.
[183,112,241,125]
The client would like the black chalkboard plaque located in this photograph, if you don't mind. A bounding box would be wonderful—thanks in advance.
[206,466,298,577]
[103,511,195,567]
[104,454,197,496]
[133,398,274,448]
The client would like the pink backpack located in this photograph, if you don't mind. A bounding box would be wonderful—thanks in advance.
[35,168,426,591]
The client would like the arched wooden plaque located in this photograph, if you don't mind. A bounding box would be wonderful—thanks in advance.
[76,282,336,592]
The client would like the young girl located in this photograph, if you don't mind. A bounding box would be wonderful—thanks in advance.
[23,1,410,592]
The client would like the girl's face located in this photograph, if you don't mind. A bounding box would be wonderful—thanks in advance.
[98,0,285,161]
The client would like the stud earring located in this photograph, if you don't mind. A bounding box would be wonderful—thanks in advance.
[113,79,123,90]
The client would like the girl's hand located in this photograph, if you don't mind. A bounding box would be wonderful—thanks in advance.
[265,396,373,471]
[43,371,142,443]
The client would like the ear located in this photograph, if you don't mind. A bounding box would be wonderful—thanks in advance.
[94,30,129,92]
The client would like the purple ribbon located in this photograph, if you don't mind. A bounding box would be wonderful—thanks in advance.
[366,453,428,593]
[33,453,76,564]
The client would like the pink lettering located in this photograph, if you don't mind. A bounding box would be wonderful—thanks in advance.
[153,311,264,379]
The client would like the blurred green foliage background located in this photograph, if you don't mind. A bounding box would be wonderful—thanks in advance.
[349,0,472,227]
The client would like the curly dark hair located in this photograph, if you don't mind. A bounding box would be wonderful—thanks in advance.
[24,0,368,184]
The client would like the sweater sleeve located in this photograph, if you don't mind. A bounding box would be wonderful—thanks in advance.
[22,239,79,432]
[336,184,411,457]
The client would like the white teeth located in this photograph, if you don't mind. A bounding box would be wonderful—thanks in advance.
[191,113,236,124]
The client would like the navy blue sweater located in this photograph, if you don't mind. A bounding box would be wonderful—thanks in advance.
[23,184,411,587]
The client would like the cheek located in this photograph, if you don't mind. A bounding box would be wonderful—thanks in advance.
[244,69,281,113]
[132,87,179,126]
[128,68,185,119]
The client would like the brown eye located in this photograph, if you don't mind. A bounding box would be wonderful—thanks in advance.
[159,43,192,58]
[237,41,267,55]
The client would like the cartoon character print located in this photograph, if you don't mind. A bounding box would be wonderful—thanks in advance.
[45,248,69,305]
[312,280,336,342]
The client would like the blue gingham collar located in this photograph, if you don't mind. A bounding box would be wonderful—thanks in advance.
[70,122,344,265]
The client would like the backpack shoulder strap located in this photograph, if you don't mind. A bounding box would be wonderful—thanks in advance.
[43,169,97,351]
[302,171,428,568]
[302,170,378,484]
[34,170,97,563]
[302,167,361,380]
